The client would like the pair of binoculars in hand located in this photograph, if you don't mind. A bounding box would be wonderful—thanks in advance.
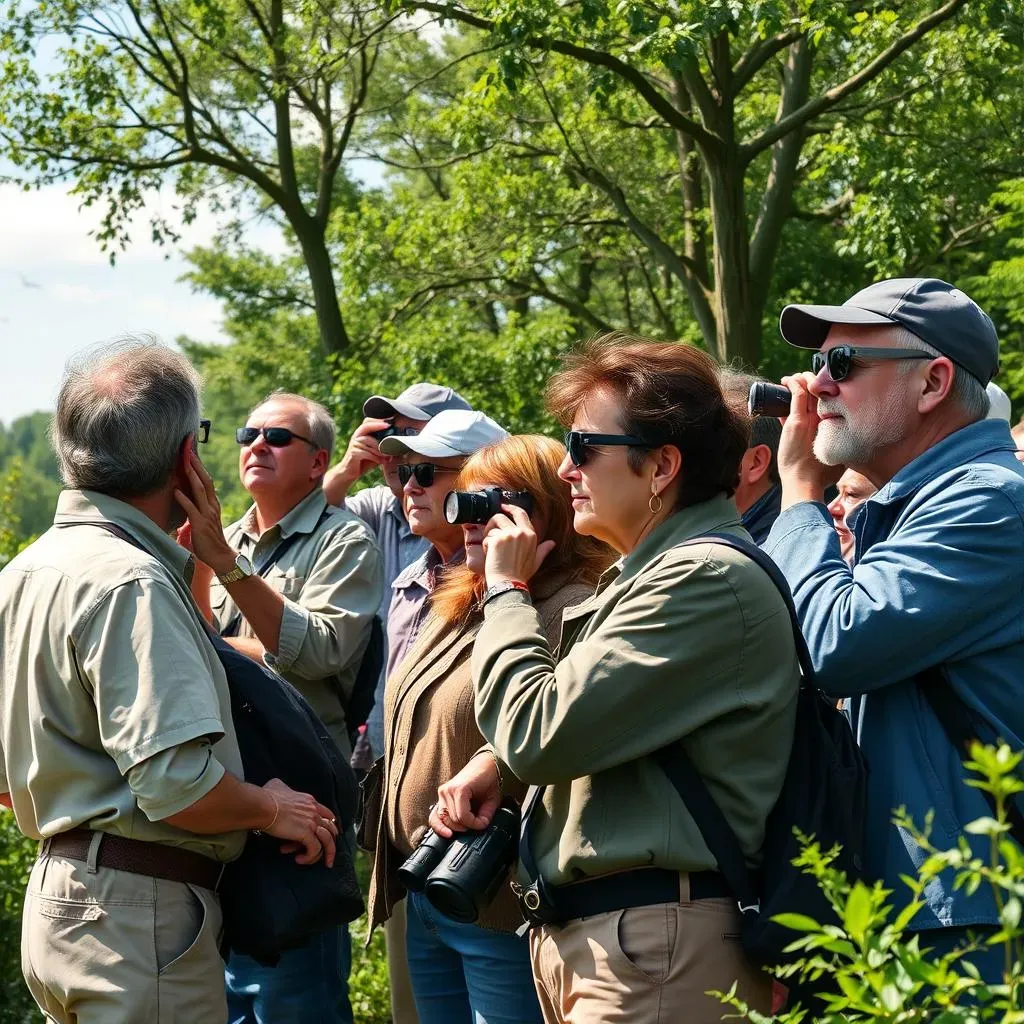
[397,802,520,924]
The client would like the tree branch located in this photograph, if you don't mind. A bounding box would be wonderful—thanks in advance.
[731,28,803,94]
[407,0,717,148]
[741,0,969,160]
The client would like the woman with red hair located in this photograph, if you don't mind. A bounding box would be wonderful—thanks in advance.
[363,434,609,1024]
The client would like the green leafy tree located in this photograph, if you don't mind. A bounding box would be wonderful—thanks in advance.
[0,0,412,355]
[386,0,1024,364]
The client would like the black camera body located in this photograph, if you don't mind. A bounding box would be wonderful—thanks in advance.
[397,802,520,923]
[444,487,534,526]
[747,381,792,418]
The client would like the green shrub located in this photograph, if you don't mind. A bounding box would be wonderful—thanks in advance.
[717,742,1024,1021]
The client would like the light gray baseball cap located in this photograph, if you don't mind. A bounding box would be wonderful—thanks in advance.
[779,278,999,383]
[363,383,471,421]
[378,410,508,458]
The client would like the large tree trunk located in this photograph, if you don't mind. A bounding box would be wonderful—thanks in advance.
[707,155,760,367]
[293,225,350,356]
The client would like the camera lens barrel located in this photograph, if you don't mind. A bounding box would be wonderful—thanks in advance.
[397,828,451,893]
[443,488,535,525]
[748,382,792,418]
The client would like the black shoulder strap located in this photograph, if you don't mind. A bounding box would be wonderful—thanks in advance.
[918,666,1024,847]
[650,532,813,914]
[519,530,801,913]
[58,519,224,646]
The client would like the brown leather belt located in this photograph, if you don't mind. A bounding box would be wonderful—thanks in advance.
[42,828,224,891]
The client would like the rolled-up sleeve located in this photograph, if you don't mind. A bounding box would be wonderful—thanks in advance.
[75,579,227,783]
[273,524,383,680]
[128,738,226,821]
[472,557,754,784]
[764,488,1024,695]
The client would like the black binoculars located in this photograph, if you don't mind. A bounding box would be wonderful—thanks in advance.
[397,802,520,923]
[747,382,792,418]
[444,487,534,526]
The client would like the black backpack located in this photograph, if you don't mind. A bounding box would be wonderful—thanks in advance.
[72,522,364,964]
[210,631,364,963]
[654,534,868,977]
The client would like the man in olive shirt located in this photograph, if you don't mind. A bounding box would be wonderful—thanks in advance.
[0,339,337,1024]
[186,390,383,1024]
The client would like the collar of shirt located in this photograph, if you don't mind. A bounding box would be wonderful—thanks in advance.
[385,493,416,539]
[53,489,194,582]
[237,487,328,544]
[869,419,1017,510]
[608,493,745,590]
[393,544,466,594]
[742,483,781,526]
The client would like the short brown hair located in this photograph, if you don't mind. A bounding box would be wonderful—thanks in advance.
[546,334,747,508]
[430,435,612,626]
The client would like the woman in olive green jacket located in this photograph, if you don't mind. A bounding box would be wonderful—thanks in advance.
[431,338,801,1024]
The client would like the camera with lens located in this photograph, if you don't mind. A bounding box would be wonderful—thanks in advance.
[444,487,534,526]
[371,423,419,442]
[747,381,792,419]
[397,801,520,924]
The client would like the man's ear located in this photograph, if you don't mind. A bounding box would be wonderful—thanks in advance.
[310,448,330,482]
[746,444,772,485]
[173,434,195,487]
[918,357,955,414]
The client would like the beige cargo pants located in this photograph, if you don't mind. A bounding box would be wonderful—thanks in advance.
[529,890,772,1024]
[21,850,226,1024]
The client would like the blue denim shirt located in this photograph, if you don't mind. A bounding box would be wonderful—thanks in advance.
[764,419,1024,929]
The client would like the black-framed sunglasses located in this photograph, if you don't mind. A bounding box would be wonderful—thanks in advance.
[564,431,653,468]
[372,425,421,443]
[397,462,460,488]
[198,419,211,444]
[235,426,317,448]
[812,345,933,383]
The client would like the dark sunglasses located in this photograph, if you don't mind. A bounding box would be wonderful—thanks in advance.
[372,425,421,442]
[812,345,933,382]
[198,419,211,444]
[564,431,653,468]
[397,462,460,488]
[236,426,316,448]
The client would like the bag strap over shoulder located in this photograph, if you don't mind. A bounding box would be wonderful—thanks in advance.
[649,532,814,917]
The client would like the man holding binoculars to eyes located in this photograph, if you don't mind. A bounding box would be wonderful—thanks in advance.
[763,278,1024,983]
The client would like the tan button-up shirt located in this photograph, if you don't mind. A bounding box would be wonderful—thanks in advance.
[211,488,383,757]
[0,490,245,862]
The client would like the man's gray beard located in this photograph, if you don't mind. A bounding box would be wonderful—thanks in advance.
[813,400,904,467]
[813,419,873,467]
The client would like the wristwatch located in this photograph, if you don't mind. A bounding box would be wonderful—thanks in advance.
[482,579,531,605]
[217,552,255,585]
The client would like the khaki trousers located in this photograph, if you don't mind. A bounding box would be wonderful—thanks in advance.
[385,898,420,1024]
[21,848,226,1024]
[529,891,772,1024]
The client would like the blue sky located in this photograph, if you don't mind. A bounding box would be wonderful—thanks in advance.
[0,181,283,424]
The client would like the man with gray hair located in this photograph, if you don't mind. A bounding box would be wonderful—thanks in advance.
[186,388,383,1024]
[0,339,338,1023]
[765,278,1024,984]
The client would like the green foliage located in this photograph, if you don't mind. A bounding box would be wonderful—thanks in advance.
[0,416,60,543]
[715,742,1024,1021]
[0,814,37,1024]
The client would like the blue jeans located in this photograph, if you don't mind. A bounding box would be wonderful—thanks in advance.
[405,891,543,1024]
[225,924,353,1024]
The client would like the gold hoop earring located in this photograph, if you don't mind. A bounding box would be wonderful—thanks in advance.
[649,492,663,515]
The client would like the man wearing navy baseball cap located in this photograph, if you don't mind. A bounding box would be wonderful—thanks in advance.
[763,278,1024,985]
